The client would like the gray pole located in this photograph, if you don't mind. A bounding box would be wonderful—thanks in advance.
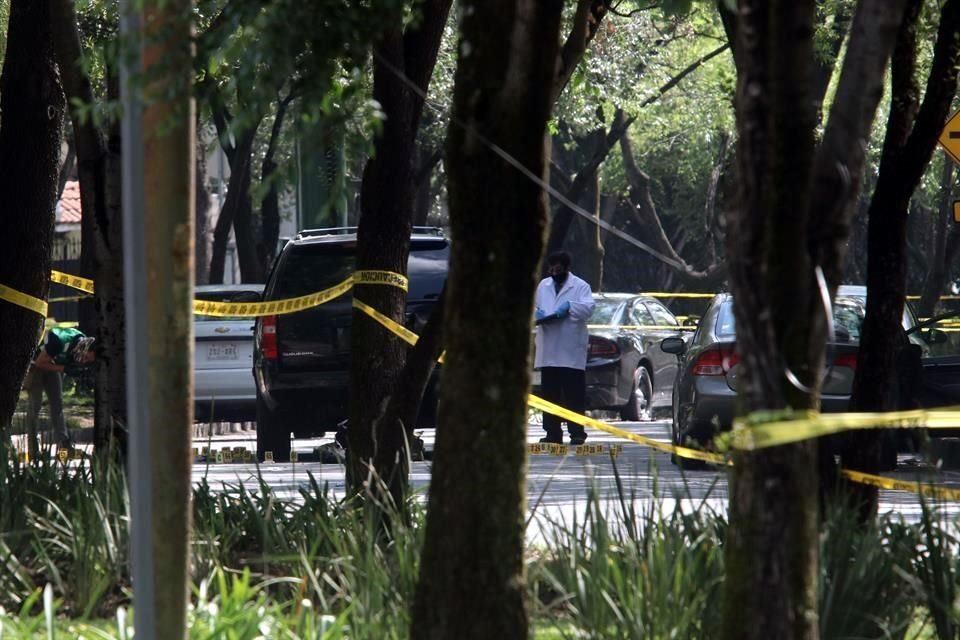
[119,1,154,637]
[121,1,195,638]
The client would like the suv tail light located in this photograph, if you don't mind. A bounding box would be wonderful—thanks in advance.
[832,353,857,369]
[692,347,738,376]
[260,315,278,360]
[588,336,619,359]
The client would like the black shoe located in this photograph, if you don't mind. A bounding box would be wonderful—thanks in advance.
[540,436,562,444]
[569,436,587,446]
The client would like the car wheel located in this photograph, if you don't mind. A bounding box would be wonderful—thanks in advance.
[671,406,710,471]
[621,365,653,422]
[256,393,290,462]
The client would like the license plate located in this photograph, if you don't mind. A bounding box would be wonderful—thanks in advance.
[207,343,239,361]
[531,370,541,386]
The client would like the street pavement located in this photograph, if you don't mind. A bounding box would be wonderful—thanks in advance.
[189,418,960,540]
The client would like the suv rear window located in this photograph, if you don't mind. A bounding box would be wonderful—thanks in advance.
[271,240,449,301]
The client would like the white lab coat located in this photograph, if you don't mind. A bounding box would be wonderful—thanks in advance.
[534,273,595,370]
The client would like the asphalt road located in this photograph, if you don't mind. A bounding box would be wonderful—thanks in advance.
[190,418,960,540]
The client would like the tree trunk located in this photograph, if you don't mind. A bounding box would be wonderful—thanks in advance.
[917,156,956,317]
[50,0,121,458]
[723,7,821,639]
[722,1,906,637]
[346,0,453,504]
[845,0,960,513]
[410,2,563,638]
[96,72,127,463]
[259,93,294,270]
[0,0,64,435]
[375,287,445,511]
[209,115,263,284]
[196,131,211,285]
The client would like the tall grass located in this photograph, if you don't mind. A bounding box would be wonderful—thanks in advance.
[0,448,958,638]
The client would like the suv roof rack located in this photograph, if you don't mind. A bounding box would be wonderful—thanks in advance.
[294,226,445,240]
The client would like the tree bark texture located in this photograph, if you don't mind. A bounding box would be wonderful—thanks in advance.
[196,129,211,285]
[846,0,960,508]
[410,1,563,638]
[722,1,907,637]
[0,0,64,434]
[722,4,826,639]
[346,0,453,502]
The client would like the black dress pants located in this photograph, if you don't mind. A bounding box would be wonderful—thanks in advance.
[540,366,587,441]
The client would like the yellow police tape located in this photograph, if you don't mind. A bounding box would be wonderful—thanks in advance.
[351,298,421,345]
[733,405,960,451]
[352,300,960,500]
[0,283,48,316]
[48,269,409,317]
[839,469,960,501]
[50,270,95,294]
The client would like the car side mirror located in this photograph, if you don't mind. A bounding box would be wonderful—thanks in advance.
[660,336,686,355]
[927,328,950,345]
[682,315,700,328]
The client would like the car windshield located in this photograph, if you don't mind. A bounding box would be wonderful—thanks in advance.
[591,300,623,325]
[716,298,866,342]
[195,289,262,321]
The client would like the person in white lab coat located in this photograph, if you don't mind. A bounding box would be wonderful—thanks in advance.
[534,251,595,444]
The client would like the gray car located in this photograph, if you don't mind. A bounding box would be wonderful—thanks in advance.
[194,284,264,423]
[660,287,886,468]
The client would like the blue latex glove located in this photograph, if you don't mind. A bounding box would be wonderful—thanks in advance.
[535,307,548,322]
[555,301,571,319]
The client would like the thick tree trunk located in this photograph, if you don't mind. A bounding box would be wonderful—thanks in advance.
[917,156,956,317]
[845,0,960,512]
[346,0,453,503]
[723,1,906,637]
[50,0,121,458]
[0,0,64,435]
[722,4,822,639]
[347,22,416,499]
[410,2,563,638]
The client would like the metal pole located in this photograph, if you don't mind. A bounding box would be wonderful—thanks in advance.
[119,1,154,637]
[122,1,195,638]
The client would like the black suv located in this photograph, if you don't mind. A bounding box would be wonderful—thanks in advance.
[253,227,449,460]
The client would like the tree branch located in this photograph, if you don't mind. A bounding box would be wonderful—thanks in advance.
[807,0,909,290]
[638,42,730,109]
[619,126,724,285]
[551,0,611,104]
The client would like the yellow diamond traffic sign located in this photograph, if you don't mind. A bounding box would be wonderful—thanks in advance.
[938,109,960,165]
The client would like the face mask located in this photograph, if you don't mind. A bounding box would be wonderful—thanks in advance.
[551,272,568,285]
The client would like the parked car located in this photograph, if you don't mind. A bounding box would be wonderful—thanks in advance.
[660,284,941,468]
[534,292,684,421]
[253,227,448,461]
[194,284,264,423]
